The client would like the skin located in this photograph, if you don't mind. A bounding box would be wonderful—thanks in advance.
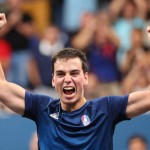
[128,138,147,150]
[147,26,150,39]
[0,13,7,29]
[52,58,88,111]
[0,13,150,120]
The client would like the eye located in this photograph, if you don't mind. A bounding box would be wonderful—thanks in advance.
[71,71,80,76]
[56,72,65,77]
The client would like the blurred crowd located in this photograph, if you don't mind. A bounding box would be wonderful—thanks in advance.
[0,0,150,149]
[0,0,150,104]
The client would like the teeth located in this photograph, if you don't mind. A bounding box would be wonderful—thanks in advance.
[64,87,74,90]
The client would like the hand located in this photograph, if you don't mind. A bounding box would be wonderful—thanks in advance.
[147,26,150,39]
[0,13,6,29]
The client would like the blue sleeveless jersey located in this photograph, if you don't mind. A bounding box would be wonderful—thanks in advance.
[23,91,129,150]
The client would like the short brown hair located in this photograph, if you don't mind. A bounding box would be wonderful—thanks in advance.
[51,48,88,74]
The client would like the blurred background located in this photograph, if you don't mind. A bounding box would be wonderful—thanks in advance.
[0,0,150,149]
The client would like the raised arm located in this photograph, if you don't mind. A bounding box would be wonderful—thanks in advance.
[0,13,25,115]
[126,27,150,118]
[126,90,150,118]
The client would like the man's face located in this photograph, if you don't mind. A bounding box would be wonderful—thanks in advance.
[52,57,88,111]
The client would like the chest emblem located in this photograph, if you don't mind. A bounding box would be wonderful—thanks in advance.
[81,115,91,126]
[50,113,59,120]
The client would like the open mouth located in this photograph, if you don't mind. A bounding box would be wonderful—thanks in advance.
[63,87,75,95]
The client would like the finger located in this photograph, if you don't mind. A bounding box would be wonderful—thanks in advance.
[0,13,6,20]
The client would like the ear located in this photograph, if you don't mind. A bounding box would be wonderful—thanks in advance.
[84,72,88,85]
[52,77,55,87]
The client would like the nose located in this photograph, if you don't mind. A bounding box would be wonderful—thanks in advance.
[64,74,72,84]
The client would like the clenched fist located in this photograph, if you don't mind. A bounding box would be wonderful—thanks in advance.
[0,13,6,29]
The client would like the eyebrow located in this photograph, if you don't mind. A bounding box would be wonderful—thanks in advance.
[55,70,65,75]
[55,69,80,73]
[71,69,80,72]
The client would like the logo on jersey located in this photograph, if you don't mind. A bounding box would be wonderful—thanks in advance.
[81,115,91,126]
[50,113,59,120]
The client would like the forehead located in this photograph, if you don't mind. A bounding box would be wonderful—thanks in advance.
[54,58,82,71]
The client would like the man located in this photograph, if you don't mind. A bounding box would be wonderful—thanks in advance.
[127,135,148,150]
[0,13,150,150]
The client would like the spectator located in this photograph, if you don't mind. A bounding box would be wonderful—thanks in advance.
[127,135,148,150]
[109,0,145,67]
[28,25,64,97]
[72,11,121,96]
[0,39,12,76]
[120,28,145,76]
[121,28,150,94]
[0,0,33,87]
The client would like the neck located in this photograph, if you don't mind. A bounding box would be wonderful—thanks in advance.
[61,97,86,112]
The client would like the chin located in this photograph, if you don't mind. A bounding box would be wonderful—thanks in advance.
[62,96,78,104]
